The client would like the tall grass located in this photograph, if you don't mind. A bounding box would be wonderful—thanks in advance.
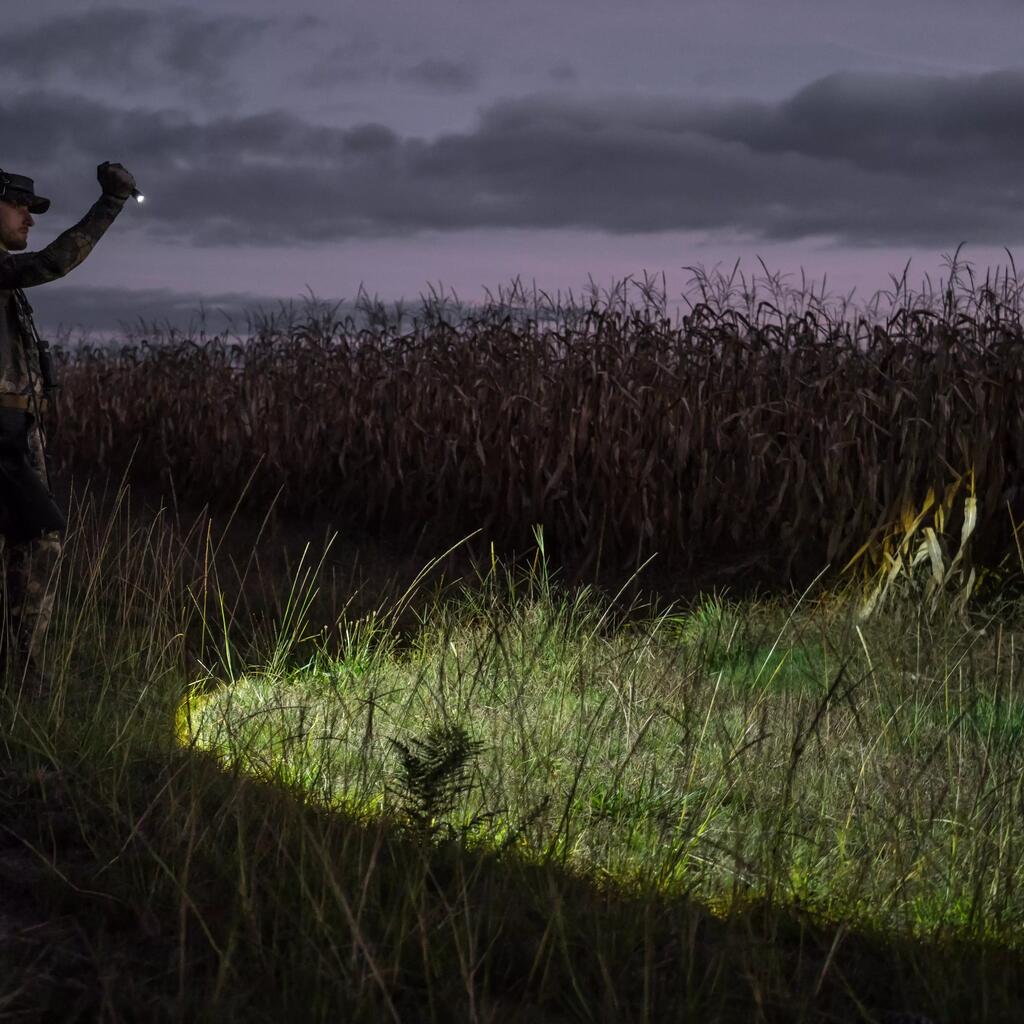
[178,530,1024,950]
[46,253,1024,588]
[2,471,1023,1021]
[6,255,1024,1020]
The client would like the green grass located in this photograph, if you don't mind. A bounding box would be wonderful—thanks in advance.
[2,476,1023,1021]
[179,555,1024,947]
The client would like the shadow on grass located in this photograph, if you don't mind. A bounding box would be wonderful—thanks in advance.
[1,699,1020,1024]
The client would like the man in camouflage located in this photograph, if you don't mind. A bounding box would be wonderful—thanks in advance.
[0,161,137,699]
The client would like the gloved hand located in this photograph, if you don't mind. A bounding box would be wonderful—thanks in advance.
[97,161,137,200]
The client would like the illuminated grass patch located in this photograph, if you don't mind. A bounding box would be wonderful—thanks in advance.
[179,550,1024,948]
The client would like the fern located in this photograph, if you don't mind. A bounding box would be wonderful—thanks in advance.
[388,721,485,840]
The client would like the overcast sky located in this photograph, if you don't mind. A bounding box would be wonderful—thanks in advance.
[7,0,1024,342]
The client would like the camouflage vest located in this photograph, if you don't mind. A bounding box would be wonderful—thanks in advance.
[0,287,45,397]
[0,191,127,396]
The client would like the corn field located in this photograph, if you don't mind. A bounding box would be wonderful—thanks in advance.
[47,260,1024,586]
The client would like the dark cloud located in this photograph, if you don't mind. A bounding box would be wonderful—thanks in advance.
[702,70,1024,173]
[296,47,481,92]
[548,62,578,84]
[0,5,281,93]
[6,69,1024,250]
[399,58,482,93]
[341,124,401,154]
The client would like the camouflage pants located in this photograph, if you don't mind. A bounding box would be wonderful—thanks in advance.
[0,417,63,667]
[0,529,62,665]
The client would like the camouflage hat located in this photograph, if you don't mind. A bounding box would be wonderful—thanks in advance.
[0,169,50,214]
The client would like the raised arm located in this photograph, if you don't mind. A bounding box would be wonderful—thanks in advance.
[0,191,128,290]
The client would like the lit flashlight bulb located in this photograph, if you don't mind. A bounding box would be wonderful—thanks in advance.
[131,188,145,203]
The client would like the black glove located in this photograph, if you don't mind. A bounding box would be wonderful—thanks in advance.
[97,161,136,200]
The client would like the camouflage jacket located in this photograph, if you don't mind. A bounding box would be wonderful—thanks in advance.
[0,192,127,397]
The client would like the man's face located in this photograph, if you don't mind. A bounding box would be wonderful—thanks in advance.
[0,199,34,252]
